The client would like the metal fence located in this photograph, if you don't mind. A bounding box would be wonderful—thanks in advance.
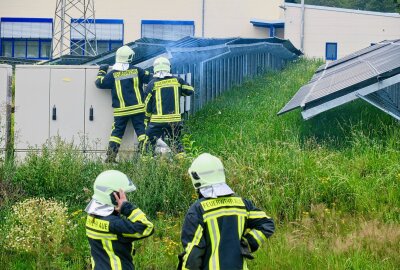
[170,42,298,113]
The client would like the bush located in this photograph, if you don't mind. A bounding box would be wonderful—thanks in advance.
[4,197,69,267]
[10,137,103,207]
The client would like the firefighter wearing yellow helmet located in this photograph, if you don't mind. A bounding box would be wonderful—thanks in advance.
[85,170,154,269]
[142,57,194,153]
[178,153,275,270]
[95,45,152,162]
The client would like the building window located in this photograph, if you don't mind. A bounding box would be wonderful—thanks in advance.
[1,40,12,57]
[326,42,338,61]
[70,19,124,56]
[0,17,53,59]
[141,20,194,41]
[0,38,52,59]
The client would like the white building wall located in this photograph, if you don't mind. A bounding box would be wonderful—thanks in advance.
[204,0,283,38]
[285,3,400,60]
[0,0,283,42]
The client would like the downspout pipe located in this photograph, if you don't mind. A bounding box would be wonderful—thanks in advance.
[300,0,305,52]
[202,0,205,37]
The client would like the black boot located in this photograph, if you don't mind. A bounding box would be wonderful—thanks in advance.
[105,143,119,163]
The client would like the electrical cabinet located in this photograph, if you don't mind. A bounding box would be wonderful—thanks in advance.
[14,65,192,158]
[14,65,141,157]
[0,64,12,151]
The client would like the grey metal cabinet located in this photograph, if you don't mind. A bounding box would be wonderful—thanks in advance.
[0,64,12,151]
[14,65,192,157]
[14,65,140,157]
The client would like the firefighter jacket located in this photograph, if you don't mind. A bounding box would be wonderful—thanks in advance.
[179,195,275,270]
[95,65,152,117]
[86,202,154,270]
[143,76,194,124]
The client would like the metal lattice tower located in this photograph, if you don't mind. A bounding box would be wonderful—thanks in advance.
[52,0,98,59]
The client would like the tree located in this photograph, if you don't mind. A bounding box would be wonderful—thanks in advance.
[285,0,399,13]
[364,0,399,13]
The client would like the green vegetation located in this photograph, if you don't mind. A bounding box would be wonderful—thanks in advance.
[286,0,400,13]
[1,58,399,269]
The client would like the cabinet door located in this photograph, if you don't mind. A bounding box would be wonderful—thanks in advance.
[84,67,114,152]
[14,66,50,150]
[49,68,85,146]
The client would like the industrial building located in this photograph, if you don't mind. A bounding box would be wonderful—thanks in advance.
[0,0,285,60]
[284,3,400,60]
[0,1,399,61]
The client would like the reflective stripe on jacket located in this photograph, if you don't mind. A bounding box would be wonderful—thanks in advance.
[95,65,152,116]
[86,202,154,270]
[144,76,194,124]
[180,195,274,270]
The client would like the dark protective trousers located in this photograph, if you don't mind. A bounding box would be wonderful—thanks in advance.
[143,122,184,153]
[108,113,146,156]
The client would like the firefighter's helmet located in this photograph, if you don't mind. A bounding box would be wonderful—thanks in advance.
[153,57,171,73]
[115,45,134,63]
[92,170,136,206]
[188,153,226,189]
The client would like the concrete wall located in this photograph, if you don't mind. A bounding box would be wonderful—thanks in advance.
[285,3,400,60]
[0,0,283,42]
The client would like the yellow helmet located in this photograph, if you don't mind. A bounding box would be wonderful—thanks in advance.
[115,45,134,64]
[153,57,171,73]
[92,170,136,206]
[188,153,226,189]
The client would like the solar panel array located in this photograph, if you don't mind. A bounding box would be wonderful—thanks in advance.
[279,40,400,115]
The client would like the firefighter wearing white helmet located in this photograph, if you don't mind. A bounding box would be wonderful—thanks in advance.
[178,153,275,270]
[95,45,152,163]
[85,170,154,269]
[142,57,194,154]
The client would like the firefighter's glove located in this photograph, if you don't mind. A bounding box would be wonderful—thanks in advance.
[99,64,109,72]
[240,238,254,260]
[176,252,185,270]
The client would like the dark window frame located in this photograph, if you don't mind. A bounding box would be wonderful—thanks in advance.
[0,38,52,60]
[326,42,338,61]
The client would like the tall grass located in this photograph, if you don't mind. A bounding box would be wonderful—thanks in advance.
[0,58,399,269]
[187,58,400,223]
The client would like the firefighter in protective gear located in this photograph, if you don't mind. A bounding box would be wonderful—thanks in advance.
[95,45,152,162]
[142,57,194,153]
[178,153,275,270]
[85,170,154,270]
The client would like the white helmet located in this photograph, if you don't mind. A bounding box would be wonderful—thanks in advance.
[115,45,134,64]
[153,57,171,73]
[188,153,226,189]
